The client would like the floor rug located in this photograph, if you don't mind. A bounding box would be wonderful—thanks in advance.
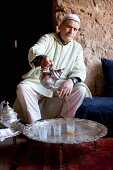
[0,137,113,170]
[16,138,113,170]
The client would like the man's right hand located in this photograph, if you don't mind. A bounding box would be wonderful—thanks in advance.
[41,56,54,70]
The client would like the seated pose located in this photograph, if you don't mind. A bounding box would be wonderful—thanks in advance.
[13,13,91,124]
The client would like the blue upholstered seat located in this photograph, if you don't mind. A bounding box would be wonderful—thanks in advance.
[76,96,113,137]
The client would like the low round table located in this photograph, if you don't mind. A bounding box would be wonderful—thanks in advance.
[22,118,107,144]
[23,118,108,167]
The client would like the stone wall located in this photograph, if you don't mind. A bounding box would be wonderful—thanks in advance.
[53,0,113,96]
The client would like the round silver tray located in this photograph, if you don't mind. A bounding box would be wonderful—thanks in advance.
[22,118,108,144]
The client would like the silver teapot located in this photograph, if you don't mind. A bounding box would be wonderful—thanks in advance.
[40,66,64,90]
[0,101,18,127]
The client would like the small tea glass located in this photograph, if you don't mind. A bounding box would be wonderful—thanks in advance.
[66,119,75,135]
[38,125,48,140]
[53,122,61,136]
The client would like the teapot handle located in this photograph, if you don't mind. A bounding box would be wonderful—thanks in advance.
[41,65,54,73]
[49,65,54,72]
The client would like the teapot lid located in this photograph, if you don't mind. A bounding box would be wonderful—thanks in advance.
[0,101,15,114]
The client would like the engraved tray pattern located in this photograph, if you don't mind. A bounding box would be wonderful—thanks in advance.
[22,118,108,144]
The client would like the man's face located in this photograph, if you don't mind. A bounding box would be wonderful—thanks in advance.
[59,20,80,43]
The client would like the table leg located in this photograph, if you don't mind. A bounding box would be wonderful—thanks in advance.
[13,136,17,144]
[59,143,64,170]
[94,141,97,151]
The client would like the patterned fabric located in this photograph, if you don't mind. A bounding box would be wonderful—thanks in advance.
[1,137,113,169]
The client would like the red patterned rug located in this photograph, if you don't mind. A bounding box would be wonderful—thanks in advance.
[0,137,113,170]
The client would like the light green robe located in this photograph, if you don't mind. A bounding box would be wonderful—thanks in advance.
[19,33,91,98]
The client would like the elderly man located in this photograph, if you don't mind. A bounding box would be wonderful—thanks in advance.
[13,13,91,124]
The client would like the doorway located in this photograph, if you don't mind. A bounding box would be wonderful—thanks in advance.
[0,0,53,105]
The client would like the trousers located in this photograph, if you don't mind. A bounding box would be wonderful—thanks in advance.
[15,83,87,123]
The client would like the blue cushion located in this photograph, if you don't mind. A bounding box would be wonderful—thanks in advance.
[76,96,113,137]
[101,58,113,97]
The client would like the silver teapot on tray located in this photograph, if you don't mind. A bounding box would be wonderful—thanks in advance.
[0,101,18,127]
[39,66,65,90]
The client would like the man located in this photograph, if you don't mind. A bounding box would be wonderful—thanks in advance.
[13,13,91,124]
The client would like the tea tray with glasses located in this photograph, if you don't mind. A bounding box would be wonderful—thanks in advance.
[22,118,107,144]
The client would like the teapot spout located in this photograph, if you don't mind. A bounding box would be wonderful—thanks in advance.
[52,68,65,79]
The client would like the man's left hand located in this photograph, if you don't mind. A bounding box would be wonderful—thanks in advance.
[57,79,73,98]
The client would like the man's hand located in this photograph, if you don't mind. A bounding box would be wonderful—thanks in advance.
[57,79,73,98]
[41,56,54,70]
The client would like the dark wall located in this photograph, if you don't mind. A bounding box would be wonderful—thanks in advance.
[0,0,53,105]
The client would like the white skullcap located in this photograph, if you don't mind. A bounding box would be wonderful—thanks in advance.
[62,13,80,24]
